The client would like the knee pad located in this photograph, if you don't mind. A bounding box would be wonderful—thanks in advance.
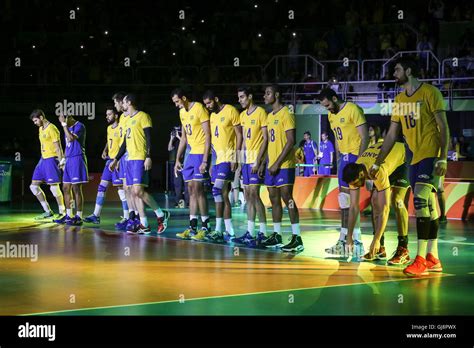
[49,184,62,197]
[212,180,224,203]
[338,192,350,209]
[30,184,41,196]
[98,181,109,192]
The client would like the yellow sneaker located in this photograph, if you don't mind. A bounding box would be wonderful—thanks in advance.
[176,228,194,239]
[191,229,208,241]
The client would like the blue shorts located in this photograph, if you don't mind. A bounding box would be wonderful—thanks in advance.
[338,153,358,189]
[211,162,234,184]
[102,159,122,186]
[264,168,296,187]
[318,162,332,175]
[409,157,438,191]
[303,165,315,177]
[32,157,61,184]
[118,152,128,180]
[183,154,210,182]
[242,163,264,185]
[63,155,89,184]
[126,159,149,187]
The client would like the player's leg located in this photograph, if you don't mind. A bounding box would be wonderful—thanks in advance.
[437,175,447,223]
[84,179,109,224]
[30,180,53,219]
[54,182,73,224]
[427,186,443,271]
[177,155,199,239]
[387,186,410,265]
[67,183,84,226]
[49,184,65,216]
[131,184,149,234]
[222,181,234,234]
[260,186,284,248]
[280,184,304,252]
[191,179,210,241]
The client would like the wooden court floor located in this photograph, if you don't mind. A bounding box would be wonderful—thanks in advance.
[0,197,473,316]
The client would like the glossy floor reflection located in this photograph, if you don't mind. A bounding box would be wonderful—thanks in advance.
[0,197,473,315]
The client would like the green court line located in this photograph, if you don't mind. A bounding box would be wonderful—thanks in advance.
[22,273,454,316]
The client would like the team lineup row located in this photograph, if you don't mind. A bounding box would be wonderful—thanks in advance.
[29,56,449,277]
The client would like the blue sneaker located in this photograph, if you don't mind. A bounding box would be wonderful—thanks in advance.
[67,215,83,226]
[244,236,257,248]
[53,214,71,224]
[83,214,100,224]
[256,232,267,246]
[115,218,128,230]
[223,232,234,243]
[126,218,140,233]
[232,231,253,244]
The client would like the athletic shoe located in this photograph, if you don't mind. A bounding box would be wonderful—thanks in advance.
[403,255,429,277]
[157,210,170,234]
[232,231,254,244]
[53,214,71,224]
[191,228,209,241]
[244,236,257,248]
[352,240,365,258]
[376,246,387,260]
[34,211,54,220]
[281,235,304,252]
[137,224,152,234]
[439,216,447,224]
[426,253,443,272]
[115,218,128,230]
[325,240,346,255]
[223,232,234,243]
[176,228,195,240]
[126,218,140,233]
[256,232,267,246]
[83,214,100,224]
[206,230,224,243]
[387,246,410,265]
[66,215,83,226]
[260,232,283,248]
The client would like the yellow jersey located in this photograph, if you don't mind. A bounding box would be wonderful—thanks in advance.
[328,102,366,155]
[295,147,305,163]
[179,102,210,154]
[267,106,295,169]
[210,104,240,164]
[39,123,61,159]
[118,113,129,145]
[240,106,267,164]
[391,83,445,164]
[107,123,121,159]
[355,141,406,191]
[125,111,152,160]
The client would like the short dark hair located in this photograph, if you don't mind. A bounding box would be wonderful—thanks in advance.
[30,109,45,120]
[237,86,253,97]
[304,131,311,137]
[171,88,187,99]
[124,94,138,107]
[342,163,363,185]
[299,140,306,148]
[106,106,118,114]
[394,57,420,77]
[318,88,338,101]
[321,131,328,136]
[112,91,127,102]
[202,90,217,100]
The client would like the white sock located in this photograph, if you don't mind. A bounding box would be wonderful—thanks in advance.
[201,215,209,223]
[216,218,223,232]
[123,210,129,219]
[427,239,439,258]
[93,204,102,217]
[339,227,348,241]
[134,210,139,216]
[66,209,72,217]
[417,239,428,258]
[259,223,267,234]
[190,215,198,220]
[247,220,255,235]
[77,211,82,218]
[154,208,164,218]
[40,201,50,213]
[59,205,66,214]
[291,223,300,235]
[224,219,233,233]
[353,228,361,241]
[140,216,149,227]
[274,222,281,234]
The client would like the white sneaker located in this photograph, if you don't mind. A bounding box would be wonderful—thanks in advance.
[325,240,346,255]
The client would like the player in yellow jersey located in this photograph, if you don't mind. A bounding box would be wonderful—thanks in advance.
[109,94,170,234]
[83,107,129,225]
[29,109,65,220]
[202,90,243,243]
[343,142,411,265]
[318,88,369,257]
[111,92,137,231]
[260,84,303,252]
[171,88,212,240]
[233,86,269,246]
[372,57,449,276]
